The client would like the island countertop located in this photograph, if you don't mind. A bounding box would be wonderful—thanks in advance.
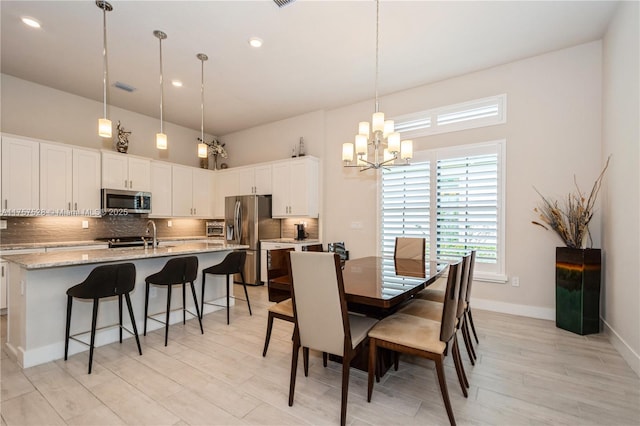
[1,242,248,270]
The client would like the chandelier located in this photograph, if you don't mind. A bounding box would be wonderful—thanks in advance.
[342,0,412,171]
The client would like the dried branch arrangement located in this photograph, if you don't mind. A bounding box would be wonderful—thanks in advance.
[532,156,610,249]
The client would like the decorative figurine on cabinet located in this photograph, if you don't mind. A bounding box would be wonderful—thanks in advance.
[115,121,131,153]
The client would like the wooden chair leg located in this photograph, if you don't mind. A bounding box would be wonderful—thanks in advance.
[303,347,309,377]
[189,281,204,334]
[451,336,468,396]
[124,293,142,356]
[322,352,328,367]
[64,296,72,361]
[262,312,275,357]
[435,356,456,426]
[289,332,301,406]
[462,317,476,363]
[88,299,99,374]
[467,308,479,344]
[394,351,400,371]
[367,339,377,402]
[340,354,350,426]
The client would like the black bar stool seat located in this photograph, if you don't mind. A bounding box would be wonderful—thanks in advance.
[64,262,142,374]
[201,251,251,324]
[143,256,203,346]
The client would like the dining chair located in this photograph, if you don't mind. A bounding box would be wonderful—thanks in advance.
[398,253,472,394]
[327,242,348,266]
[394,237,425,260]
[301,243,323,252]
[267,248,295,302]
[263,250,294,357]
[288,251,378,426]
[367,260,462,426]
[415,250,478,362]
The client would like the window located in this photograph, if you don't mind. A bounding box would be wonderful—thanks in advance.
[392,94,507,139]
[380,141,506,282]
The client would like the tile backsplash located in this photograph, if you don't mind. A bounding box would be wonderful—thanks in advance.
[0,216,208,245]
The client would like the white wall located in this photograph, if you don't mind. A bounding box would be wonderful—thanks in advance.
[601,1,640,375]
[1,74,207,168]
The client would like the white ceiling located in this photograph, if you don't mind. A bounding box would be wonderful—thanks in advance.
[1,1,618,136]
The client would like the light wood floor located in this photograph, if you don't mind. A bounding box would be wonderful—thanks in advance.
[1,285,639,425]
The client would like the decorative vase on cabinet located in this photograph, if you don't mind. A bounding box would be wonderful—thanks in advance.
[555,247,601,335]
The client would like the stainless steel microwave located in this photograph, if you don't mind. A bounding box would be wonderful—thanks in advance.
[101,189,151,214]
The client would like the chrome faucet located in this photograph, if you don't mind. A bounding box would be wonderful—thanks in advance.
[146,220,157,248]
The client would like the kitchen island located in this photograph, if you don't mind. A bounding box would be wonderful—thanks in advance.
[2,242,248,368]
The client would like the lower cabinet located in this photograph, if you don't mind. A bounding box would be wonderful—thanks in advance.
[0,261,7,311]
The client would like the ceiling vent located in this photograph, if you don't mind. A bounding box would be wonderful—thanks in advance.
[273,0,296,8]
[113,81,136,93]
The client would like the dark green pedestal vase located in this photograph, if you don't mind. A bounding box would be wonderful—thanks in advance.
[555,247,601,335]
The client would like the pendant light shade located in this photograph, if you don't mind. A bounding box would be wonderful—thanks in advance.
[96,0,112,138]
[197,53,209,158]
[154,30,168,150]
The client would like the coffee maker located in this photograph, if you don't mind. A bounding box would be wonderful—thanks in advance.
[295,223,308,240]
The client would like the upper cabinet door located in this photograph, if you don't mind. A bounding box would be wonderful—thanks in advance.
[72,149,101,212]
[192,168,212,218]
[1,136,40,211]
[271,157,318,218]
[171,165,193,217]
[150,161,172,217]
[271,162,290,217]
[101,152,128,190]
[127,157,151,192]
[40,142,72,211]
[254,164,272,195]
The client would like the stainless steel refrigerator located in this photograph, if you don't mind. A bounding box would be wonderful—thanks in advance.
[225,195,281,285]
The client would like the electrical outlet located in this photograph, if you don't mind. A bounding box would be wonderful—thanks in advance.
[351,221,363,229]
[167,220,172,227]
[511,276,520,287]
[82,220,89,229]
[0,220,7,230]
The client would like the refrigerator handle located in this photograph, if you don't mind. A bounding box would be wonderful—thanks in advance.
[235,200,242,244]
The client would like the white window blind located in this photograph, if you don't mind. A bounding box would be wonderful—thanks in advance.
[380,141,505,281]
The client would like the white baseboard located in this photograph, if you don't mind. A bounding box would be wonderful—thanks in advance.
[472,298,555,320]
[602,318,640,377]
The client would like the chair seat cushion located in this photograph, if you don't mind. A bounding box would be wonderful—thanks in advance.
[348,314,379,347]
[368,313,446,354]
[398,299,443,321]
[268,298,293,317]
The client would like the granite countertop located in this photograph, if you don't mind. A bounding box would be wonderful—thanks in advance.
[0,236,223,251]
[261,238,321,244]
[2,242,248,270]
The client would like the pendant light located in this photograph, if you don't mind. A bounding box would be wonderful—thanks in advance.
[154,30,168,150]
[197,53,209,158]
[96,0,112,138]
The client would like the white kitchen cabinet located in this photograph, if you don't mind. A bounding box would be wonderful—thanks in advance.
[102,151,151,192]
[150,161,172,217]
[212,169,239,218]
[1,135,39,211]
[171,165,213,217]
[238,164,272,195]
[40,143,101,213]
[271,156,319,218]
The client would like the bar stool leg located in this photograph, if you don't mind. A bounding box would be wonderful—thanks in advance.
[226,274,230,325]
[165,285,172,347]
[144,283,150,336]
[118,294,123,343]
[189,281,204,334]
[88,299,99,374]
[182,282,186,325]
[125,293,142,356]
[240,271,252,316]
[200,273,206,319]
[64,296,72,361]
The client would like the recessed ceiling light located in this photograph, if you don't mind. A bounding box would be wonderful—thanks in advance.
[21,17,41,29]
[248,37,263,48]
[171,80,183,87]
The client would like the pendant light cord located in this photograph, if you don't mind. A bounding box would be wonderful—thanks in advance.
[101,2,109,119]
[200,57,204,142]
[159,37,164,134]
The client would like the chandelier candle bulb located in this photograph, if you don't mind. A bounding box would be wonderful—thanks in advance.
[342,143,354,163]
[355,134,368,155]
[388,132,401,153]
[383,148,393,162]
[372,112,385,132]
[383,120,394,137]
[358,121,370,137]
[401,140,413,160]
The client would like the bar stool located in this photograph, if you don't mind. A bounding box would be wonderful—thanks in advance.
[64,263,142,374]
[201,251,251,325]
[143,256,203,346]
